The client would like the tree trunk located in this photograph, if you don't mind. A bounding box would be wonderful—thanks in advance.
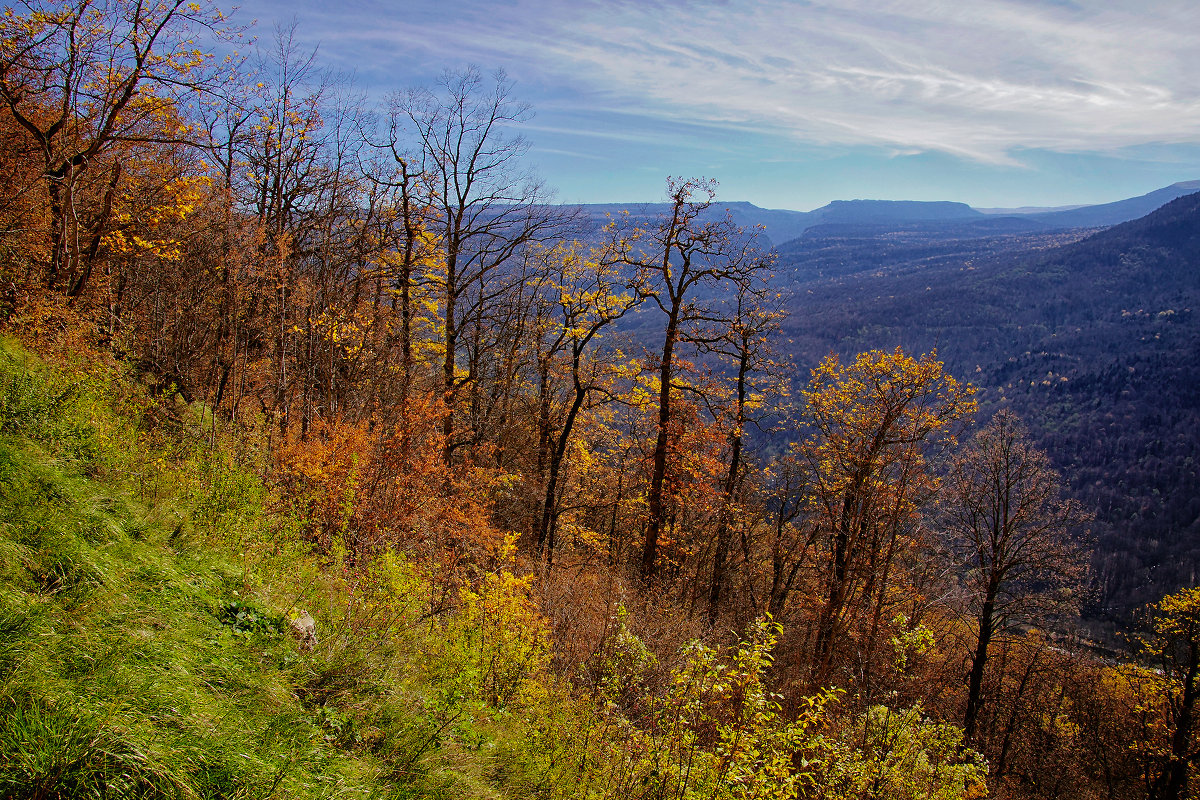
[642,310,678,581]
[812,491,857,684]
[538,382,586,565]
[68,161,121,298]
[1156,637,1199,800]
[708,346,748,625]
[441,282,457,467]
[964,586,998,743]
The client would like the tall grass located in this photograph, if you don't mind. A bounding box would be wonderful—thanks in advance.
[0,336,609,800]
[0,340,416,798]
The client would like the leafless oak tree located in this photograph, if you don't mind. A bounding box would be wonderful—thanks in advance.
[943,409,1090,742]
[388,67,567,466]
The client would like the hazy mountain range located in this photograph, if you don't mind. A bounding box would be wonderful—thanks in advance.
[577,180,1200,246]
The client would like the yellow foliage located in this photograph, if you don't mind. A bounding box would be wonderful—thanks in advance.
[453,570,552,707]
[798,347,976,526]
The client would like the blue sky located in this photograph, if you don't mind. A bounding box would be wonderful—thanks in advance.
[231,0,1200,211]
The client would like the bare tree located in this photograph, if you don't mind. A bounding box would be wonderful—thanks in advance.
[388,67,566,466]
[943,409,1090,742]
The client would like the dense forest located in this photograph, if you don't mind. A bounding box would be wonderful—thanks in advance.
[1,2,1198,799]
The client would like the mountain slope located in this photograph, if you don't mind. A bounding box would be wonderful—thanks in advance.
[0,339,580,799]
[777,191,1200,623]
[1027,180,1200,228]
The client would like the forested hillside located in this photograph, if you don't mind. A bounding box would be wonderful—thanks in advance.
[1023,180,1200,228]
[775,192,1200,623]
[1,2,1198,799]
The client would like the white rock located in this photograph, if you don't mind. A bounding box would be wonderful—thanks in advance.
[289,610,317,652]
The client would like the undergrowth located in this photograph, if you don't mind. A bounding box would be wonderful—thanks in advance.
[0,336,989,800]
[0,337,564,799]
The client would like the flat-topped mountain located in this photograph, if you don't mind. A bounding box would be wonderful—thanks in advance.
[571,181,1199,246]
[812,198,980,224]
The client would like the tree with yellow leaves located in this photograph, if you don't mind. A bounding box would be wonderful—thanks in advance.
[796,348,975,689]
[527,238,639,563]
[697,265,788,625]
[1134,586,1200,800]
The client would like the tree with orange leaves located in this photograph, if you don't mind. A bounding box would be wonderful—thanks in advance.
[0,0,239,297]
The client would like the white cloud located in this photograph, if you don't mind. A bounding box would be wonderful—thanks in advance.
[239,0,1200,163]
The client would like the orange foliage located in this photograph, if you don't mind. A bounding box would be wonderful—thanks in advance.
[278,388,509,584]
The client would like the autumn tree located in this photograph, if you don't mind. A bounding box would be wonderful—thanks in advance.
[0,90,45,275]
[618,177,764,581]
[796,348,975,689]
[237,29,358,434]
[111,25,368,434]
[98,136,213,351]
[528,239,639,562]
[1133,587,1200,800]
[700,269,786,625]
[942,409,1090,744]
[367,119,442,412]
[0,0,237,296]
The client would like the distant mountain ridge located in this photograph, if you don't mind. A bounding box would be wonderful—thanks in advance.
[1025,180,1200,228]
[571,180,1200,245]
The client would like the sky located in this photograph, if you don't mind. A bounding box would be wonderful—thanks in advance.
[230,0,1200,211]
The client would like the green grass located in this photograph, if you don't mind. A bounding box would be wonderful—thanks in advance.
[0,360,375,797]
[0,338,548,799]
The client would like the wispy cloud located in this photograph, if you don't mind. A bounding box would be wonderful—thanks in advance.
[238,0,1200,166]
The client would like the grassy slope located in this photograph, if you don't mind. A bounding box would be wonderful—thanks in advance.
[0,337,565,799]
